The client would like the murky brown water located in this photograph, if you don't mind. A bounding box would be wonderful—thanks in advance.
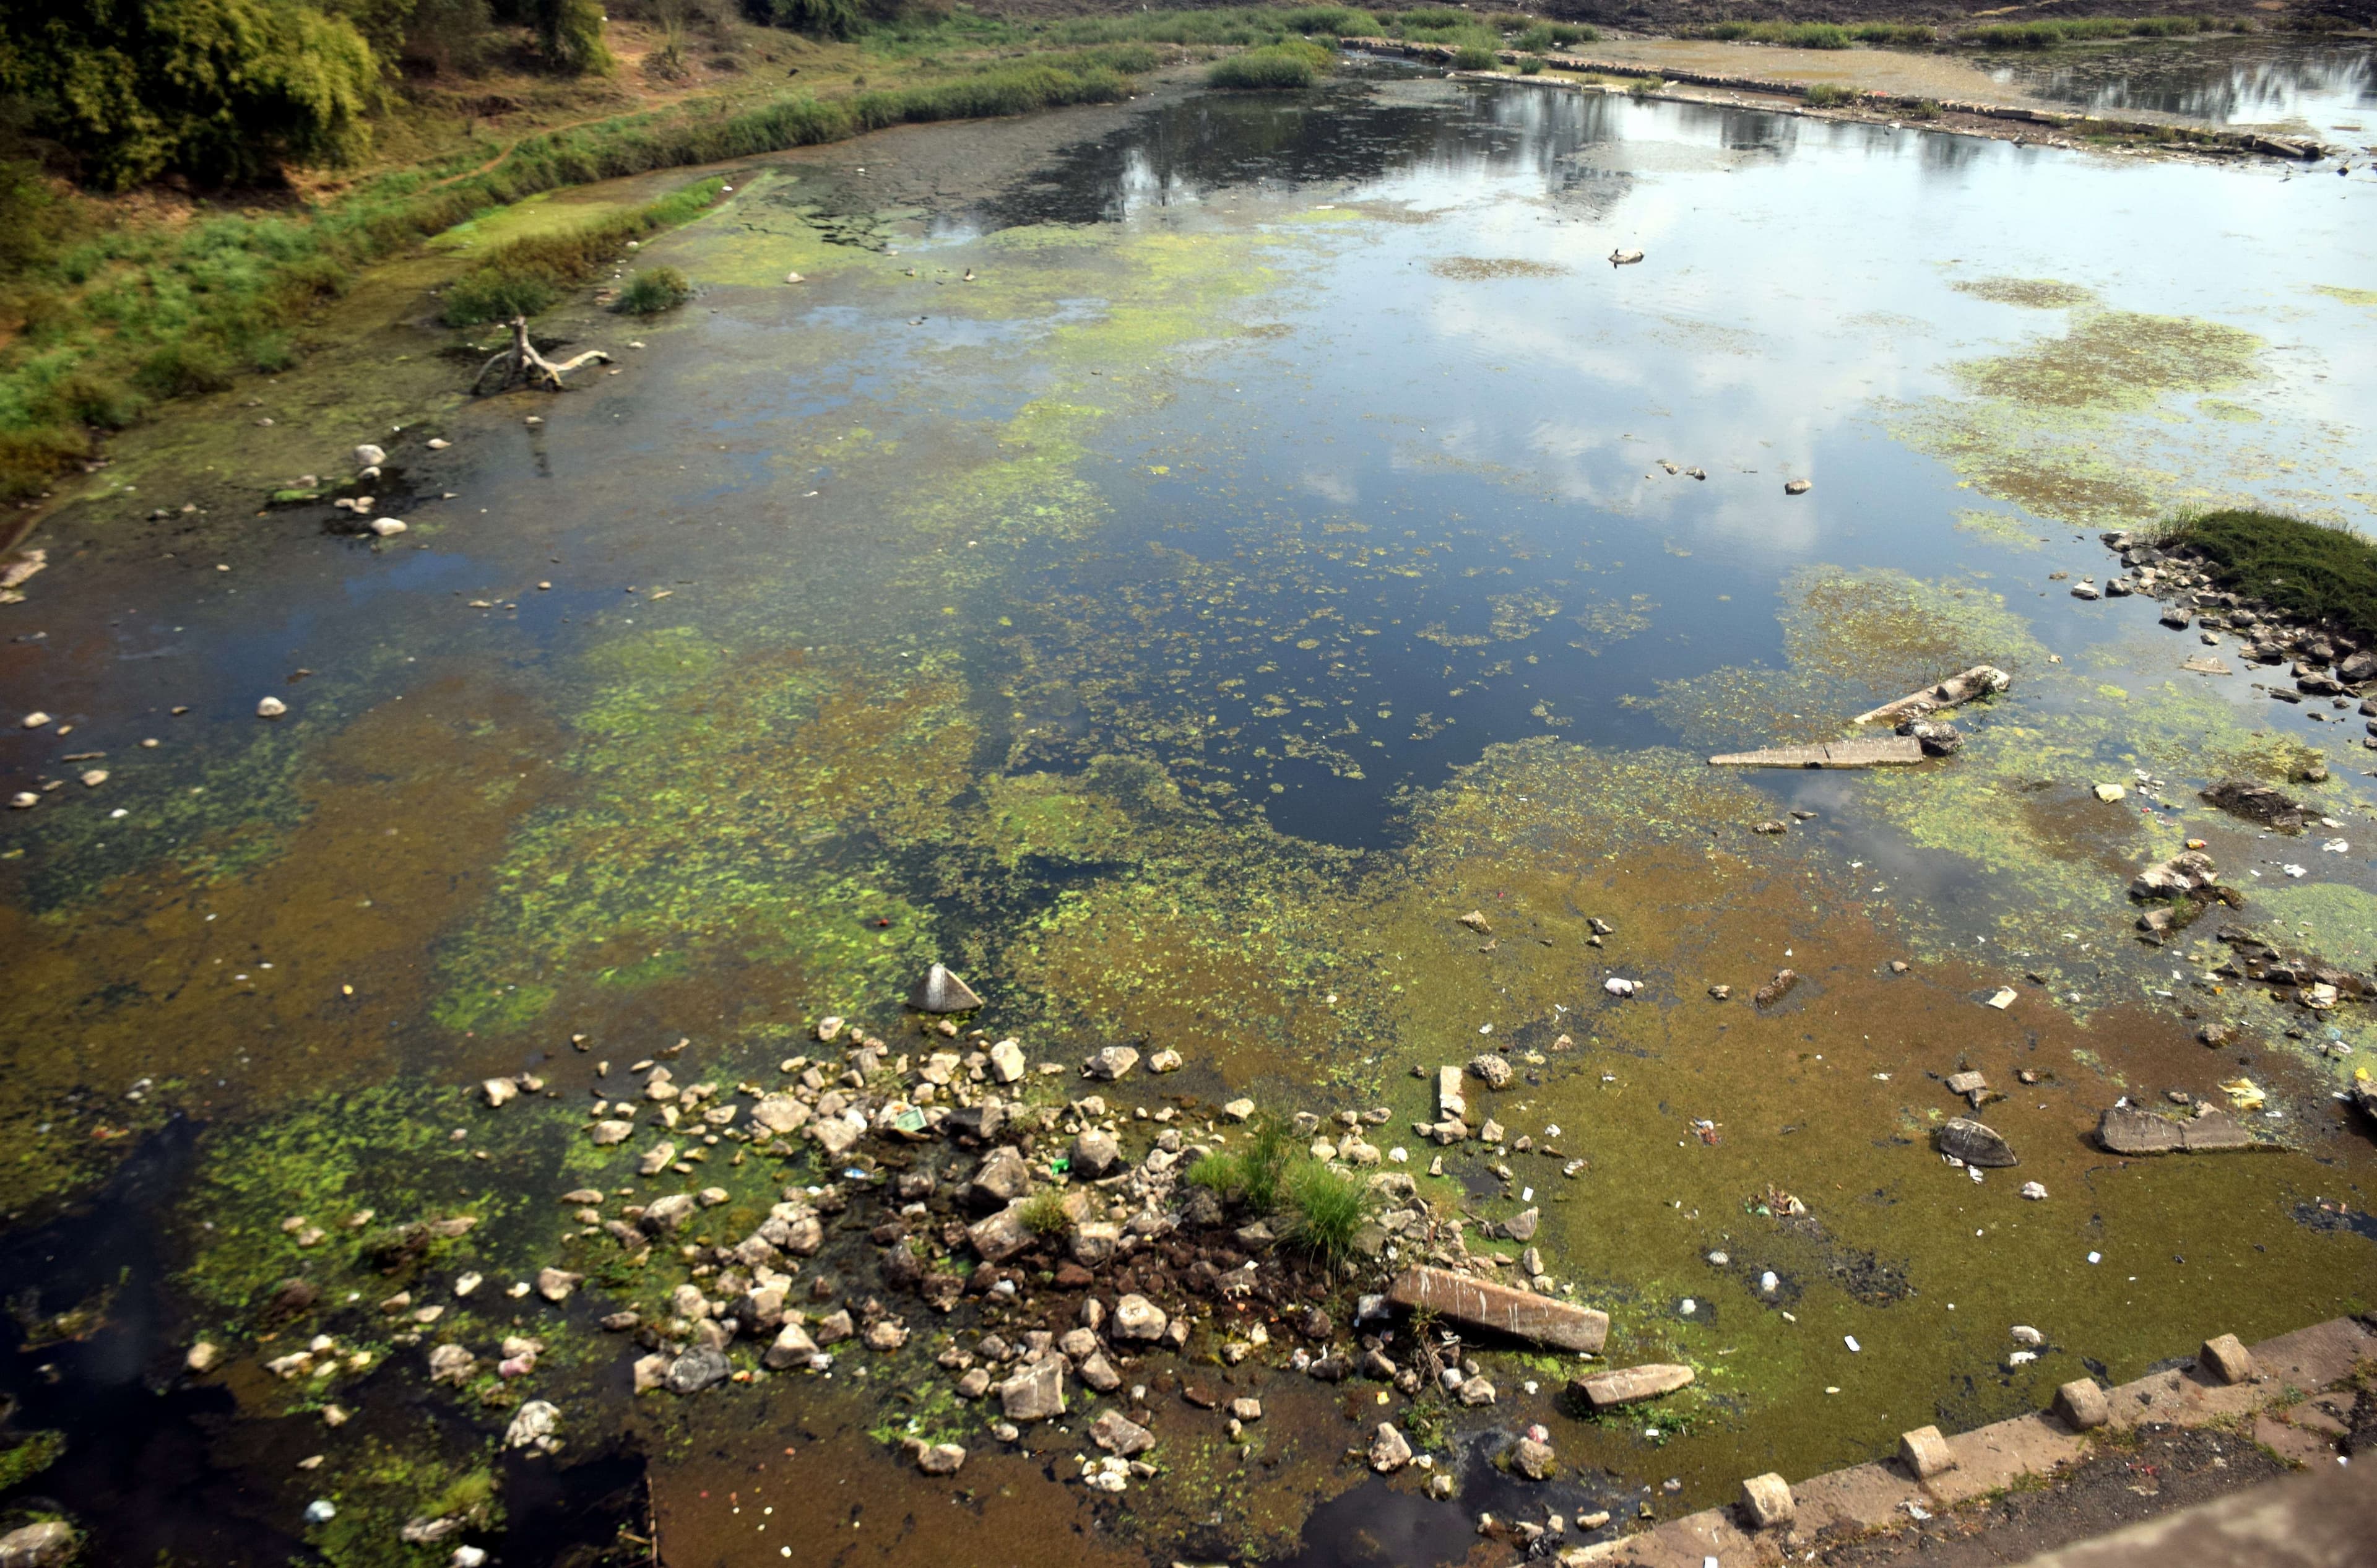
[2,57,2375,1567]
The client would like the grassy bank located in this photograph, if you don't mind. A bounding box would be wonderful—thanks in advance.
[2158,509,2377,644]
[0,51,1143,502]
[1963,15,2256,50]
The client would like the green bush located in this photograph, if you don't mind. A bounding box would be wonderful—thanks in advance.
[1451,44,1498,69]
[1207,40,1333,89]
[0,0,378,190]
[34,371,146,430]
[773,0,860,38]
[539,0,616,72]
[133,340,236,397]
[1517,56,1543,74]
[2158,509,2377,645]
[1513,22,1595,51]
[1849,22,1936,44]
[1804,83,1860,107]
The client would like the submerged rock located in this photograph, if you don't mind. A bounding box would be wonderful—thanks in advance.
[2129,849,2219,901]
[1369,1423,1413,1472]
[2098,1106,2255,1155]
[1386,1266,1608,1352]
[909,963,982,1013]
[2200,779,2307,833]
[1938,1118,2019,1167]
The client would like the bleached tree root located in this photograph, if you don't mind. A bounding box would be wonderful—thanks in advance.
[472,316,613,396]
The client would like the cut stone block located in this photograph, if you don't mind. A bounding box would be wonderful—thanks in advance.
[1899,1425,1957,1480]
[1386,1266,1608,1352]
[1739,1472,1794,1529]
[1574,1362,1695,1410]
[2201,1332,2257,1385]
[2053,1377,2110,1431]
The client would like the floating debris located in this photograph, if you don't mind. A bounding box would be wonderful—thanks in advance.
[1851,665,2012,728]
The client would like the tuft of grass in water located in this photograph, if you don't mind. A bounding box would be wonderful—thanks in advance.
[1903,98,1944,121]
[1283,1159,1375,1262]
[1189,1115,1298,1211]
[615,266,695,315]
[2157,510,2377,645]
[1206,39,1335,89]
[1015,1187,1072,1236]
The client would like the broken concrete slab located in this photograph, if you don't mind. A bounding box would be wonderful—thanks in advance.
[1708,737,1926,769]
[2054,1378,2110,1431]
[1575,1362,1694,1410]
[2097,1106,2258,1155]
[1387,1266,1608,1352]
[1851,665,2012,727]
[2199,1333,2256,1385]
[1898,1424,1957,1479]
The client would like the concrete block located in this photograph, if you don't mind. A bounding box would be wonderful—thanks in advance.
[1739,1472,1794,1529]
[1898,1424,1957,1480]
[2201,1332,2257,1385]
[2054,1377,2110,1431]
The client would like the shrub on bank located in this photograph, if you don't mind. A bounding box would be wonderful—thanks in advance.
[2158,510,2377,645]
[615,266,693,314]
[0,56,1140,500]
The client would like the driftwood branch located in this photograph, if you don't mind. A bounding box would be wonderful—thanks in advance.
[471,316,613,396]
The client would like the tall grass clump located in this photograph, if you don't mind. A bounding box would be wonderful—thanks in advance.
[1207,38,1334,89]
[1283,1160,1376,1263]
[1804,82,1861,107]
[615,266,693,314]
[2157,510,2377,644]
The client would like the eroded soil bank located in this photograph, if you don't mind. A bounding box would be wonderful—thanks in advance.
[1,53,2374,1568]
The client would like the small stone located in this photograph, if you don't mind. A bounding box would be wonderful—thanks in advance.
[1091,1410,1154,1457]
[1148,1048,1182,1073]
[1470,1053,1513,1090]
[257,696,288,719]
[912,1440,966,1475]
[2020,1180,2048,1200]
[504,1399,560,1449]
[1223,1097,1255,1121]
[1783,479,1812,495]
[1509,1436,1555,1480]
[1112,1294,1168,1341]
[1230,1397,1262,1421]
[1369,1423,1413,1472]
[1071,1127,1122,1179]
[996,1356,1067,1422]
[1897,1424,1956,1479]
[483,1078,519,1108]
[370,518,407,537]
[665,1346,729,1393]
[1085,1046,1140,1081]
[535,1267,582,1302]
[987,1038,1026,1083]
[2199,1332,2256,1385]
[19,713,50,729]
[186,1341,222,1373]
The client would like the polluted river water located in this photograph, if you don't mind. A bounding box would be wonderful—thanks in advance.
[3,52,2377,1567]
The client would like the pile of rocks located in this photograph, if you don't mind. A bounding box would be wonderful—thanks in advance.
[2099,530,2377,733]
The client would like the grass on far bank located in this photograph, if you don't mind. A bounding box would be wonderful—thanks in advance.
[2157,509,2377,645]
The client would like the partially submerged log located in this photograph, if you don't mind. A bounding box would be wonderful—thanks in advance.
[1708,737,1925,769]
[1852,665,2011,728]
[472,316,613,396]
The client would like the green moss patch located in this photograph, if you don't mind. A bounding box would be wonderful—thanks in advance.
[2158,508,2377,644]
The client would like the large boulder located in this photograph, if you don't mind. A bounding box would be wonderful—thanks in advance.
[967,1146,1033,1211]
[1071,1128,1122,1179]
